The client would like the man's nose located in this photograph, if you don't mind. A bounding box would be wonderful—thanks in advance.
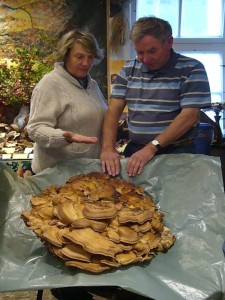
[139,53,151,64]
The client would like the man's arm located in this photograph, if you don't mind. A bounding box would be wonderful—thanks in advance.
[101,98,126,176]
[126,107,200,176]
[154,107,200,147]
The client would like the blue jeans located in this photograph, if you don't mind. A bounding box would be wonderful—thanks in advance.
[123,141,195,157]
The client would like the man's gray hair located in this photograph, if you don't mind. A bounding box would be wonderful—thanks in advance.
[130,17,173,42]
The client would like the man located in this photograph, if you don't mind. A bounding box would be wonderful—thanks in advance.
[101,17,211,177]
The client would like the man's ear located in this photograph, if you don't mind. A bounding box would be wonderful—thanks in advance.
[167,35,173,48]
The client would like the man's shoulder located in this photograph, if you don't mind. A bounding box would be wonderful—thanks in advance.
[121,59,143,77]
[174,52,203,68]
[123,58,141,67]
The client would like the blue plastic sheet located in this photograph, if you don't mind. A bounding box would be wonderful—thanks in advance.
[0,154,225,300]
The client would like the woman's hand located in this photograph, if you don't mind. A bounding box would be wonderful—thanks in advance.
[63,132,98,144]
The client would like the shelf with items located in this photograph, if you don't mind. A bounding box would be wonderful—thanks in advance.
[0,123,34,154]
[0,122,34,177]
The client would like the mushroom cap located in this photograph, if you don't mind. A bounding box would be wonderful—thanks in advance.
[21,172,176,273]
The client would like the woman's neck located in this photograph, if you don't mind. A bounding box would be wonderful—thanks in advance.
[63,63,88,88]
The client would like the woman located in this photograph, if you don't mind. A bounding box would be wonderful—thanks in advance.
[27,29,107,173]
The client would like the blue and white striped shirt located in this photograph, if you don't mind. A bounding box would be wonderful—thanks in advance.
[111,50,211,144]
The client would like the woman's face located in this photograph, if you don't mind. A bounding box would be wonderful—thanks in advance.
[65,42,94,78]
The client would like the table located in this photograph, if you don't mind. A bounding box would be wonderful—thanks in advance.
[0,155,225,300]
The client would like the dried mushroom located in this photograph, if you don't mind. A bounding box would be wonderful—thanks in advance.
[21,172,175,273]
[0,123,34,154]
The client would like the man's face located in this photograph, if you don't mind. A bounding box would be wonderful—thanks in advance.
[133,35,173,71]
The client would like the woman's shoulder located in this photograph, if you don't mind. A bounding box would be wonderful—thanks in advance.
[35,70,58,88]
[35,63,67,87]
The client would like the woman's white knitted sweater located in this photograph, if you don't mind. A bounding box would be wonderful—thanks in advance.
[27,62,107,173]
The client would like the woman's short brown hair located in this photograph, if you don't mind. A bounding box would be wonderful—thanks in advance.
[57,29,104,65]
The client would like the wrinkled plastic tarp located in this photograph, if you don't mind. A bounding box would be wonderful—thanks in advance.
[0,154,225,300]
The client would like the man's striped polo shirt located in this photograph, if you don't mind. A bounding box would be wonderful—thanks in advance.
[111,49,211,145]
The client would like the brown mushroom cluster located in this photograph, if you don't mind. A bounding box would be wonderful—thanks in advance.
[21,172,175,273]
[0,122,34,154]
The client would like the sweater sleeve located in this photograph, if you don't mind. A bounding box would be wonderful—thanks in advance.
[27,77,69,149]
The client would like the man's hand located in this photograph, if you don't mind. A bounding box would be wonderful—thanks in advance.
[63,132,98,144]
[126,144,157,176]
[101,150,121,176]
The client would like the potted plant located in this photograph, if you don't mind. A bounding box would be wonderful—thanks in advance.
[0,45,54,124]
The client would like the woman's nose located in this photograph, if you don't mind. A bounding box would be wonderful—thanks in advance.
[82,58,93,67]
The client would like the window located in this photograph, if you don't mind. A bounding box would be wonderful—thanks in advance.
[136,0,224,38]
[133,0,225,135]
